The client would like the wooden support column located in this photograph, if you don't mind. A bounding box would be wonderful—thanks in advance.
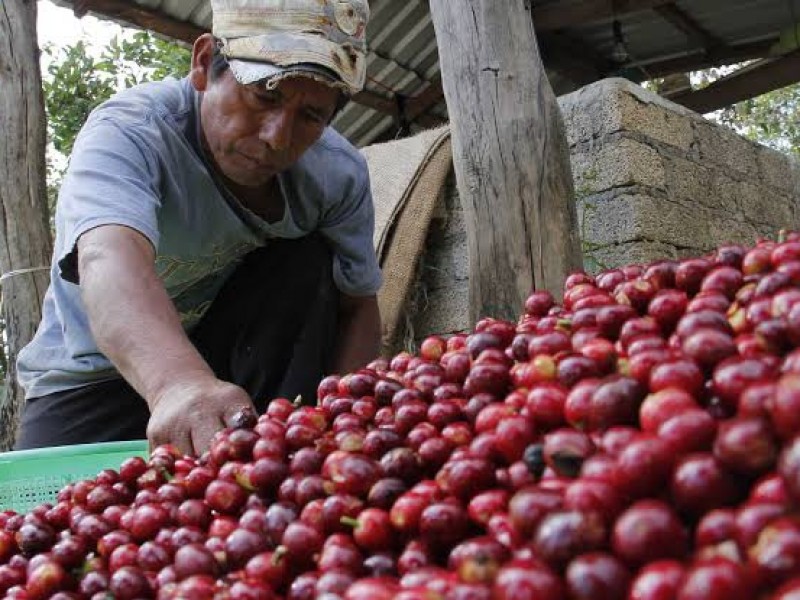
[429,0,583,322]
[0,0,53,449]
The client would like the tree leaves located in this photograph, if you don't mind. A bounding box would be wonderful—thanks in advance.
[694,64,800,158]
[43,32,190,157]
[715,85,800,158]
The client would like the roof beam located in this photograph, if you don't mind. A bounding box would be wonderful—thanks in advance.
[630,38,776,80]
[72,0,204,45]
[532,0,673,32]
[664,49,800,113]
[406,75,444,121]
[349,89,443,129]
[653,3,727,53]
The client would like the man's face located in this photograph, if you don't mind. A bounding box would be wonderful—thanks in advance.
[199,67,340,188]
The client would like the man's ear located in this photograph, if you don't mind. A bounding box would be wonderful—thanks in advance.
[190,33,216,92]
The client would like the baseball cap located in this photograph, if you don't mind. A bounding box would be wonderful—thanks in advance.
[211,0,370,96]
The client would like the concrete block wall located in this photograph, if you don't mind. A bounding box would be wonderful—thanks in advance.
[395,78,800,352]
[563,78,800,271]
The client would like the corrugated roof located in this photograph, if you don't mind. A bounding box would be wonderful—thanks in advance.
[50,0,800,146]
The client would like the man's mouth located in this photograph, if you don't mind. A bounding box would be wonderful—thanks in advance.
[238,152,266,168]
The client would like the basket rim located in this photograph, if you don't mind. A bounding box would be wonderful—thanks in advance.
[0,440,148,463]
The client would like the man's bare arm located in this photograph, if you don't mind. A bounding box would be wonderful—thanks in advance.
[78,225,254,455]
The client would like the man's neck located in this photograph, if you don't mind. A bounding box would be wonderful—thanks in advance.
[228,177,285,224]
[201,146,285,224]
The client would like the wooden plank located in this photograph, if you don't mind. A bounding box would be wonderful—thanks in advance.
[665,49,800,113]
[653,3,727,52]
[429,0,583,321]
[406,76,444,120]
[533,0,673,31]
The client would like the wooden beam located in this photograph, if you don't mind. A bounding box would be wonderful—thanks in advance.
[665,49,800,113]
[631,38,776,80]
[653,3,727,53]
[0,0,54,449]
[71,0,205,45]
[533,0,672,32]
[429,0,583,319]
[406,76,444,120]
[349,90,396,117]
[350,87,444,129]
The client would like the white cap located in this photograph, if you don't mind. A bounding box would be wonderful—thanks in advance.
[211,0,370,95]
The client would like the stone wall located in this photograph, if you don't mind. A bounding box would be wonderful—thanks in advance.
[563,78,800,271]
[396,78,800,352]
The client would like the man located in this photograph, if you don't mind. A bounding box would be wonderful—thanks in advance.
[15,0,382,456]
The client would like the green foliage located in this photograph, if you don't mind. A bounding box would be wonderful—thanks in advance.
[42,30,190,191]
[646,66,800,158]
[43,41,117,156]
[714,85,800,158]
[694,66,800,158]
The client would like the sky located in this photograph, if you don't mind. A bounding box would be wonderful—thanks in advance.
[37,0,120,54]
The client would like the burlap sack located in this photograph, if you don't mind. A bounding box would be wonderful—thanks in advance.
[361,126,453,354]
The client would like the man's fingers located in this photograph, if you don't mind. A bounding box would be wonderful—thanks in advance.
[150,434,189,457]
[147,427,166,454]
[191,415,228,456]
[168,430,193,458]
[178,438,194,458]
[148,418,192,456]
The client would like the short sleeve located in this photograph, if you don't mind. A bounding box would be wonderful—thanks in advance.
[55,116,162,284]
[319,178,383,296]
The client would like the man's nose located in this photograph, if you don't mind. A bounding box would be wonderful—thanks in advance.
[259,109,294,151]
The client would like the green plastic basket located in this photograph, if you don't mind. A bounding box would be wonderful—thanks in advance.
[0,440,149,514]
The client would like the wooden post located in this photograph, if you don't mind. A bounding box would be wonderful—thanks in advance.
[429,0,582,323]
[0,1,53,449]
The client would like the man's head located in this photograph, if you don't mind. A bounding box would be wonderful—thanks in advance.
[190,0,369,189]
[212,0,369,95]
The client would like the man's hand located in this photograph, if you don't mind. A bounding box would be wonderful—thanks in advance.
[147,376,256,456]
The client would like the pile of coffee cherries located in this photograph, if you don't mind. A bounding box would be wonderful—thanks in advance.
[3,234,800,599]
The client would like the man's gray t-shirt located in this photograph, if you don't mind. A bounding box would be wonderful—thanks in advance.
[17,76,382,400]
